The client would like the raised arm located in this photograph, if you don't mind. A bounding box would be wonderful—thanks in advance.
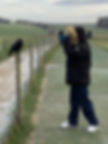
[59,31,74,57]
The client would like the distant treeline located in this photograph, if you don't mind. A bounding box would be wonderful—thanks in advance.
[16,20,50,30]
[0,17,10,24]
[0,17,50,29]
[16,20,58,34]
[0,17,56,33]
[97,17,108,28]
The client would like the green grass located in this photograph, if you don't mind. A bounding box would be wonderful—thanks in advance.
[0,23,45,37]
[91,41,108,51]
[85,26,108,51]
[6,45,58,144]
[35,46,108,144]
[0,23,48,61]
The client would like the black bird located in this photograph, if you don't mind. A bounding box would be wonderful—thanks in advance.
[9,39,23,56]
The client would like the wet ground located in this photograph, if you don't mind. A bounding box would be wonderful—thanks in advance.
[0,44,51,143]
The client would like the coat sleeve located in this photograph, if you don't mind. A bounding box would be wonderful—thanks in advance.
[60,37,75,57]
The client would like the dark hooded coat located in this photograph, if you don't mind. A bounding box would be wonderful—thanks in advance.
[59,28,91,85]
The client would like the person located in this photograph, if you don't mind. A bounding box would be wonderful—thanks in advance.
[59,26,99,133]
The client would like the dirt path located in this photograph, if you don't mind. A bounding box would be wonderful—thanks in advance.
[0,48,38,141]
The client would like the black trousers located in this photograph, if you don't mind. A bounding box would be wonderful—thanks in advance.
[68,85,98,126]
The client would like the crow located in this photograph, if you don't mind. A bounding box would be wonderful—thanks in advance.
[9,39,23,56]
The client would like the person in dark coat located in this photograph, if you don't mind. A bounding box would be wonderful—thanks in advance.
[59,26,99,133]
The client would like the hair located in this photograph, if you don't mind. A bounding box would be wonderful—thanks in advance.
[75,26,87,44]
[65,26,79,45]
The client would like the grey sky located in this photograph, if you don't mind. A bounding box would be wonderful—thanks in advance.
[0,0,108,24]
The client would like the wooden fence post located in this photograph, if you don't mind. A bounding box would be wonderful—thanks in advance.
[9,39,23,125]
[15,52,22,124]
[29,47,34,85]
[36,44,41,68]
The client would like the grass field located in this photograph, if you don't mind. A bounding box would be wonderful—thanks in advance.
[0,23,48,61]
[85,26,108,51]
[0,23,107,61]
[34,46,108,144]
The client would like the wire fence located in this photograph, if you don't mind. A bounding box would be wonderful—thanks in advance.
[0,36,56,143]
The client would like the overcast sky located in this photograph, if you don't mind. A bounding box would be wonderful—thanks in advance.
[0,0,108,24]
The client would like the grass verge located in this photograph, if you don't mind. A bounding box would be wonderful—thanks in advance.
[5,44,58,144]
[91,41,108,52]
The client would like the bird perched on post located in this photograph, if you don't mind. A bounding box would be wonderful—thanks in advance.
[9,39,23,56]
